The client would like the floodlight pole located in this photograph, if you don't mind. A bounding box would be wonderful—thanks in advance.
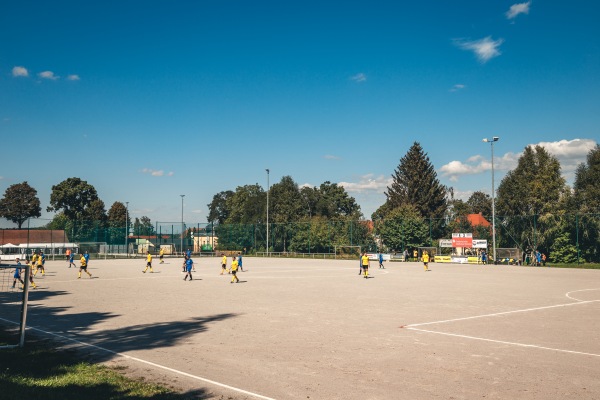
[125,202,129,258]
[266,168,270,257]
[483,137,499,264]
[180,195,185,256]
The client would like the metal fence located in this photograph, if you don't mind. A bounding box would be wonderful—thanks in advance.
[1,213,598,263]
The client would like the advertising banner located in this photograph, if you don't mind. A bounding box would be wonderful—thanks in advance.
[452,233,473,248]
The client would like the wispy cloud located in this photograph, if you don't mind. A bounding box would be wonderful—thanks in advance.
[440,138,597,182]
[450,84,466,92]
[506,1,531,19]
[12,66,28,77]
[324,154,341,160]
[141,168,174,177]
[338,174,392,194]
[38,71,59,80]
[350,73,367,83]
[454,36,504,63]
[67,74,80,81]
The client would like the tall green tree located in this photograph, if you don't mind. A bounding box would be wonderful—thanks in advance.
[226,185,265,224]
[376,204,429,251]
[207,190,234,224]
[384,142,447,237]
[573,145,600,262]
[107,201,130,245]
[0,181,42,228]
[269,176,303,251]
[47,178,100,220]
[133,216,155,236]
[466,191,492,217]
[315,181,362,219]
[496,145,567,252]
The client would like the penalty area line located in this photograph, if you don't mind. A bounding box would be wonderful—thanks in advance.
[404,299,599,328]
[406,327,600,358]
[0,317,276,400]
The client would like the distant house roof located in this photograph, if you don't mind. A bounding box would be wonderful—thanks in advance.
[467,213,491,227]
[0,230,69,245]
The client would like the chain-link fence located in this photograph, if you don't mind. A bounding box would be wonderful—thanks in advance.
[1,213,598,263]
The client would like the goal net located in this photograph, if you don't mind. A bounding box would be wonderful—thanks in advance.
[334,245,362,259]
[0,263,31,348]
[496,248,522,264]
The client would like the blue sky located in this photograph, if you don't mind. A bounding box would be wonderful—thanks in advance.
[1,0,599,228]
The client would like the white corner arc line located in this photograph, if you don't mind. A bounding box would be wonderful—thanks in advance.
[407,327,600,358]
[405,300,599,328]
[566,288,600,302]
[0,317,276,400]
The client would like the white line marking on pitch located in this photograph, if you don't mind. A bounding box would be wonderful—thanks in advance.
[566,288,600,302]
[406,327,600,358]
[405,299,599,328]
[0,317,276,400]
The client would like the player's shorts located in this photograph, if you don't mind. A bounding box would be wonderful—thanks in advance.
[160,255,163,259]
[362,265,369,270]
[222,264,226,269]
[146,262,152,267]
[14,271,21,279]
[231,270,237,275]
[186,267,192,272]
[81,266,88,270]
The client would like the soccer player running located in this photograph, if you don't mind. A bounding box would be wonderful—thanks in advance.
[68,251,76,268]
[143,251,154,273]
[159,248,164,264]
[423,250,430,271]
[12,258,25,289]
[230,256,240,283]
[183,257,194,281]
[378,253,385,269]
[237,252,244,272]
[84,251,90,269]
[78,253,92,279]
[35,251,45,276]
[361,252,370,279]
[220,253,228,275]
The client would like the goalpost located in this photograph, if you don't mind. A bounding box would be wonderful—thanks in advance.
[334,245,362,259]
[0,263,31,348]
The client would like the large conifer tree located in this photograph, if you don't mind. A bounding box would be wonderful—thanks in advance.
[385,142,447,220]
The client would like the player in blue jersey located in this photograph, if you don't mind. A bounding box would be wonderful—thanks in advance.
[183,257,194,281]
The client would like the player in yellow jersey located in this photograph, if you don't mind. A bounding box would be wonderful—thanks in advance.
[37,251,46,276]
[143,251,154,273]
[78,254,92,278]
[30,252,38,275]
[423,250,430,271]
[220,254,227,275]
[159,248,164,263]
[230,256,240,283]
[361,252,370,279]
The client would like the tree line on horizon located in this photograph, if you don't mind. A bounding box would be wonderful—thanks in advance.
[1,143,599,262]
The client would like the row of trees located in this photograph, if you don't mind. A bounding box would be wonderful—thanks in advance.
[2,143,598,262]
[0,177,155,243]
[371,142,600,263]
[207,178,372,252]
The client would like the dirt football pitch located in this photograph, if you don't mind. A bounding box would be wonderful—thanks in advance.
[3,256,600,399]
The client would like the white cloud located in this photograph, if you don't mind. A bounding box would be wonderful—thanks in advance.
[67,74,80,81]
[338,174,392,194]
[324,154,341,160]
[450,84,466,92]
[506,2,531,19]
[350,73,367,83]
[12,66,28,77]
[141,168,174,177]
[454,36,504,63]
[38,71,59,80]
[440,138,597,182]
